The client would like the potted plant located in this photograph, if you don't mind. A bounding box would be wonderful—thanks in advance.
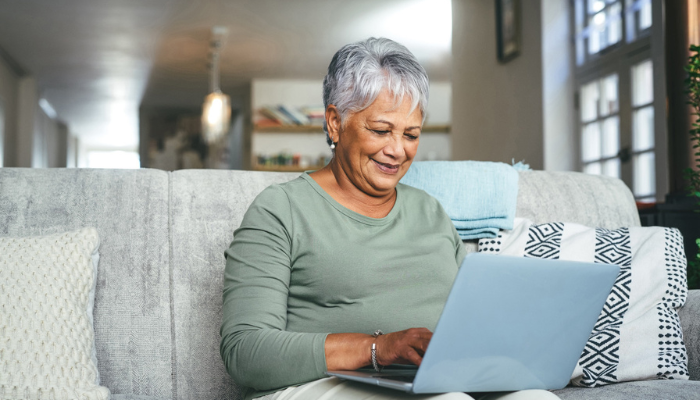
[684,44,700,290]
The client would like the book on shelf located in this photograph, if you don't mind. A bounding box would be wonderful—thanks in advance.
[301,106,324,118]
[278,105,310,125]
[256,105,325,127]
[259,106,294,125]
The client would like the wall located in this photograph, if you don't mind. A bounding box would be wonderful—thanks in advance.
[542,0,575,171]
[33,107,67,168]
[451,0,545,169]
[0,49,68,168]
[0,50,20,167]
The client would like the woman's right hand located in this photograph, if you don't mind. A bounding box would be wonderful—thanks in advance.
[374,327,433,367]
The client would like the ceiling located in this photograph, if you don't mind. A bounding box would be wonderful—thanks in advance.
[0,0,452,149]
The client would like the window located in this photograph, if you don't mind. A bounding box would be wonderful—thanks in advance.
[631,59,655,201]
[580,74,620,178]
[87,151,140,169]
[574,0,664,202]
[575,0,623,65]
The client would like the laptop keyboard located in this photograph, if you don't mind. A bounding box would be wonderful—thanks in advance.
[372,374,415,383]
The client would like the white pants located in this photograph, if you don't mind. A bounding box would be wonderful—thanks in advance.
[258,377,561,400]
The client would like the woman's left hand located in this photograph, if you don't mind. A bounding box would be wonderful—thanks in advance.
[324,328,432,371]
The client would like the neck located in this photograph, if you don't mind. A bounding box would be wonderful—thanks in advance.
[313,157,397,217]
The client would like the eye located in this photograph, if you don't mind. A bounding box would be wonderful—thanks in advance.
[404,133,419,141]
[372,130,390,135]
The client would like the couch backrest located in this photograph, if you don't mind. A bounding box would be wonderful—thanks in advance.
[0,168,642,399]
[515,170,640,228]
[169,170,298,400]
[0,168,173,398]
[168,169,641,399]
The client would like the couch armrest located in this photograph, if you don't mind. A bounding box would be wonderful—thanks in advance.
[680,289,700,380]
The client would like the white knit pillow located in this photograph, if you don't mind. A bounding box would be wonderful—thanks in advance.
[479,218,689,387]
[0,228,110,399]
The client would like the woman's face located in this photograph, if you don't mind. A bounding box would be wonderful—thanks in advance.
[328,89,422,197]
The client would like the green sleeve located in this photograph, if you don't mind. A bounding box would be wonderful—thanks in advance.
[453,223,468,267]
[220,185,328,392]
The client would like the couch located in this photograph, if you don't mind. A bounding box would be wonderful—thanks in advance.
[0,167,698,400]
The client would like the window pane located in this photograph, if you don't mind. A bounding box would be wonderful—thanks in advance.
[607,3,622,46]
[588,15,602,55]
[87,151,140,169]
[576,0,585,32]
[584,162,602,175]
[633,151,655,196]
[625,0,636,42]
[639,0,652,30]
[576,39,586,65]
[582,122,602,162]
[602,116,619,157]
[581,81,600,122]
[625,0,652,42]
[599,74,619,116]
[632,59,653,106]
[588,22,603,54]
[588,0,606,14]
[587,1,621,54]
[603,158,620,178]
[633,106,654,151]
[576,0,585,64]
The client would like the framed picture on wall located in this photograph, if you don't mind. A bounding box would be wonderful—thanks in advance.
[496,0,521,63]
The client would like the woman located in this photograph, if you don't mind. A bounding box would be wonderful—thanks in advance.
[221,38,559,400]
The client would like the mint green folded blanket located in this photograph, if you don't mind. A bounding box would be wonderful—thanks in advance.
[399,161,520,240]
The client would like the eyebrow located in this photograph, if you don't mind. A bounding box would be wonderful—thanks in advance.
[370,119,422,131]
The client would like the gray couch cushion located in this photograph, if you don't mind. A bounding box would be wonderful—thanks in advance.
[169,170,298,400]
[460,170,643,254]
[516,171,641,228]
[0,168,173,398]
[680,290,700,380]
[553,380,700,399]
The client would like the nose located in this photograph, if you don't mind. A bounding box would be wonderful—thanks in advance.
[382,135,405,160]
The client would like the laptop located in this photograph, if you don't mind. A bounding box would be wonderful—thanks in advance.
[327,253,619,393]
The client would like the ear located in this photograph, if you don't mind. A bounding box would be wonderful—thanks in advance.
[325,105,341,142]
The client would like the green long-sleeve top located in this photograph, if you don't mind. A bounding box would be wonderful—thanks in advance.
[220,172,467,399]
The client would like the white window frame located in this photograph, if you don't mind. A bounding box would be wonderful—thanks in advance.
[572,0,667,202]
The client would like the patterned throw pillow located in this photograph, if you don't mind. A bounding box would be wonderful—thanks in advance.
[0,228,110,399]
[478,218,689,387]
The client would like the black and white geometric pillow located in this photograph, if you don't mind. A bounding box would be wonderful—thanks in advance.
[478,218,689,387]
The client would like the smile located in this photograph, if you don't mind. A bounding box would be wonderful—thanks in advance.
[372,159,400,174]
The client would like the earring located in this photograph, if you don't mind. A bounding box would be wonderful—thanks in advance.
[330,142,336,150]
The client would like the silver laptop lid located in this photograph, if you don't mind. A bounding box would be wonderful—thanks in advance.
[412,253,619,393]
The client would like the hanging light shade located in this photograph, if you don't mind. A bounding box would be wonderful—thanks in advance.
[202,26,230,144]
[202,90,231,143]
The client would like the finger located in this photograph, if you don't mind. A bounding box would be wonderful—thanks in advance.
[406,331,431,352]
[404,347,423,366]
[411,328,433,341]
[412,339,428,356]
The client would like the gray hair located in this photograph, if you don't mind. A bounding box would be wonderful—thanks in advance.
[323,37,430,146]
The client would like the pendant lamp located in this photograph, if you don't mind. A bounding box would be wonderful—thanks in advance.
[202,26,230,144]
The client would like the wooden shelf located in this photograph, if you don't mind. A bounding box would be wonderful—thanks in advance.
[422,124,450,133]
[254,125,324,133]
[253,124,450,133]
[252,163,326,172]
